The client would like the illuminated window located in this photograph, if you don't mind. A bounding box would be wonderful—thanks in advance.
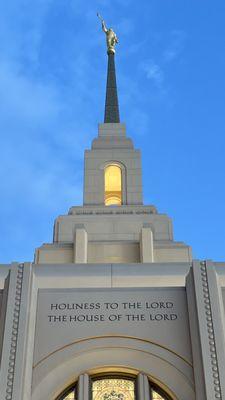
[152,390,166,400]
[150,384,171,400]
[92,378,135,400]
[104,165,122,206]
[56,377,172,400]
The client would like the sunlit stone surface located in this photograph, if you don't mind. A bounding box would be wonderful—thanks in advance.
[0,21,224,400]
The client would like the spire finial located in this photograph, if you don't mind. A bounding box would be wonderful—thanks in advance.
[97,13,119,54]
[97,13,120,123]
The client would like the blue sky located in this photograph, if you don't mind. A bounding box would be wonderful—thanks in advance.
[0,0,225,263]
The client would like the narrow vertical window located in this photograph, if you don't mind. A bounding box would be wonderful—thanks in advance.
[104,165,122,206]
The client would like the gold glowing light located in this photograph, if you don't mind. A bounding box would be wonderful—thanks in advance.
[92,378,135,400]
[104,165,122,206]
[63,390,75,400]
[152,391,165,400]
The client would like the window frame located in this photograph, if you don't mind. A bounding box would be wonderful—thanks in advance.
[56,374,173,400]
[101,161,127,206]
[150,382,172,400]
[56,382,76,400]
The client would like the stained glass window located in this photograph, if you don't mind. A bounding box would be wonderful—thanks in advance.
[92,378,135,400]
[57,386,76,400]
[63,391,75,400]
[152,390,166,400]
[150,385,171,400]
[56,376,172,400]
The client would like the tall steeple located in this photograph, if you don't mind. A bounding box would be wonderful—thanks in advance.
[104,53,120,123]
[35,17,192,267]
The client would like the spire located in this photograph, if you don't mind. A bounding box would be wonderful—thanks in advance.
[104,53,120,123]
[97,13,120,123]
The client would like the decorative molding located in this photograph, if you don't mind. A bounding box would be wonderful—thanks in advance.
[200,261,222,399]
[69,205,157,216]
[5,263,24,400]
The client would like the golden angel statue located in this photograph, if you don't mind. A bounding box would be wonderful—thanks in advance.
[97,13,119,54]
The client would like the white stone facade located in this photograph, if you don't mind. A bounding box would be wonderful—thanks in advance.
[35,123,192,266]
[0,117,224,400]
[0,261,225,400]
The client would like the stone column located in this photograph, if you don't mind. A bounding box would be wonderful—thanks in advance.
[137,373,151,400]
[74,227,88,263]
[78,373,90,400]
[140,227,154,263]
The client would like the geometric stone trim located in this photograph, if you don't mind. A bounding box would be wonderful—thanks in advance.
[68,205,157,216]
[5,264,24,400]
[200,261,222,399]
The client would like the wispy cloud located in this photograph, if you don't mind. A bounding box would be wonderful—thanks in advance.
[140,29,186,97]
[163,30,186,63]
[0,0,99,264]
[141,60,164,89]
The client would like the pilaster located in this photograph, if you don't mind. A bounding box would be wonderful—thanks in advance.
[74,227,88,263]
[0,264,23,400]
[0,263,33,400]
[187,260,224,399]
[206,261,225,398]
[140,227,154,263]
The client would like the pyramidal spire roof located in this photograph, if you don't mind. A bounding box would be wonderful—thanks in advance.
[104,52,120,123]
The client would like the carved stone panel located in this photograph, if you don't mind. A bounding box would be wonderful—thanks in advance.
[34,287,192,366]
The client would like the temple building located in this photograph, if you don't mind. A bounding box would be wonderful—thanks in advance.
[0,20,225,400]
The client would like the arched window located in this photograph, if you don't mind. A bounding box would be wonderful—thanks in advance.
[57,375,172,400]
[104,165,122,206]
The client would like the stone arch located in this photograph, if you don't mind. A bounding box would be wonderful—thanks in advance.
[31,336,194,400]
